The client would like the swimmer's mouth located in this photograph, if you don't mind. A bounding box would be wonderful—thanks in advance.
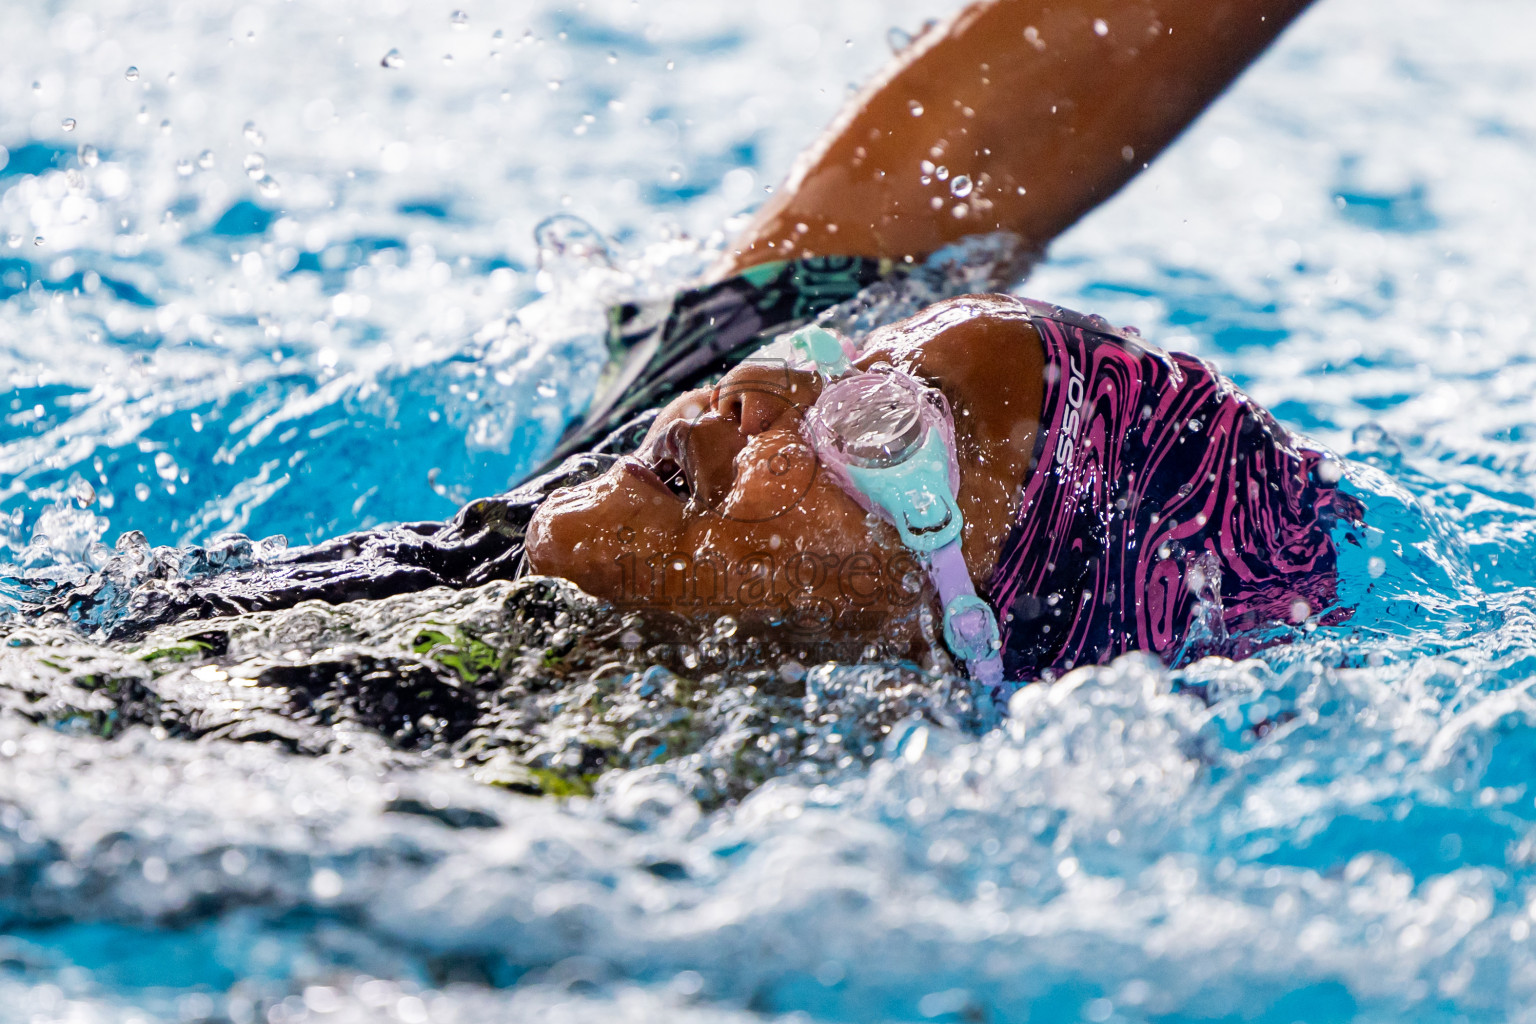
[647,419,697,502]
[651,453,693,501]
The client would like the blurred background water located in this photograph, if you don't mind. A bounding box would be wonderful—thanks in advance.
[2,0,1536,1021]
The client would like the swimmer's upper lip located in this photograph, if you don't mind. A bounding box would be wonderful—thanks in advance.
[656,419,705,503]
[630,423,695,503]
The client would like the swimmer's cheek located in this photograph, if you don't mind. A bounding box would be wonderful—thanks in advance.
[719,437,819,521]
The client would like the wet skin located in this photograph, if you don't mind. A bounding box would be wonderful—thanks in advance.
[720,0,1316,276]
[525,295,1047,647]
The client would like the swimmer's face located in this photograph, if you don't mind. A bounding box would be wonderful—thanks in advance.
[525,360,927,644]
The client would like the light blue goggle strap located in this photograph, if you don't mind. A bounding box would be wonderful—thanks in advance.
[788,325,852,379]
[842,428,1007,700]
[788,325,1008,700]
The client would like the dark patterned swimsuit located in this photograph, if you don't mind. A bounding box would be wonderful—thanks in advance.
[989,298,1363,680]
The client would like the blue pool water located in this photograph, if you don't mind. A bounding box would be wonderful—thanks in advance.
[3,0,1536,1020]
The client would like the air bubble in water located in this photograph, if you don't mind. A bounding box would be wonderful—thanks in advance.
[243,153,266,178]
[450,10,468,28]
[242,121,264,146]
[380,48,404,69]
[887,26,914,53]
[257,175,281,198]
[950,175,973,198]
[77,144,99,166]
[176,158,193,176]
[197,150,215,170]
[908,99,924,117]
[713,615,739,639]
[5,234,20,249]
[33,236,44,246]
[134,483,150,501]
[154,452,178,481]
[124,66,139,81]
[61,118,77,132]
[1094,18,1109,36]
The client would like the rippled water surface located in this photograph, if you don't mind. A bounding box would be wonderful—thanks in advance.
[3,0,1536,1020]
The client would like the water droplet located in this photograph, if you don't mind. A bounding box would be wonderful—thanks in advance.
[949,175,973,198]
[309,868,343,900]
[159,119,172,135]
[713,615,739,639]
[242,121,264,146]
[77,144,99,167]
[197,149,215,170]
[32,236,44,247]
[449,10,468,28]
[5,234,21,249]
[176,158,193,176]
[380,48,404,69]
[60,118,77,132]
[124,66,139,81]
[907,99,924,117]
[607,51,618,64]
[243,153,266,178]
[935,165,949,181]
[1093,18,1109,36]
[134,482,150,501]
[257,175,281,198]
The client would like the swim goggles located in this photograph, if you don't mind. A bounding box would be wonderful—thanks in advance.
[788,326,1006,697]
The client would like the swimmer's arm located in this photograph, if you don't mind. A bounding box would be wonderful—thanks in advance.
[718,0,1315,276]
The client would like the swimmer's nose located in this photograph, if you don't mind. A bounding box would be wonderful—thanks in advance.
[712,366,822,436]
